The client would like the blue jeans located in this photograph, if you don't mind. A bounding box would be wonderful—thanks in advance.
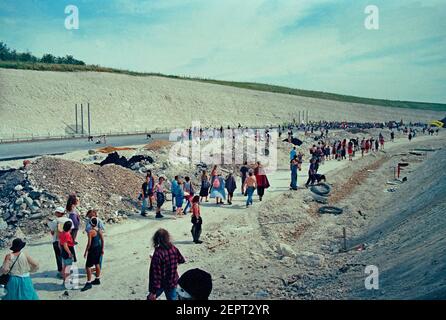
[246,187,255,205]
[172,193,177,211]
[291,167,298,189]
[141,197,148,214]
[184,199,191,213]
[156,287,177,300]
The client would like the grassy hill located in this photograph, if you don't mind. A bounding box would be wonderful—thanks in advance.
[1,60,445,112]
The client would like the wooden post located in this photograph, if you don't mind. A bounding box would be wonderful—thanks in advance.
[80,103,84,135]
[75,104,78,134]
[87,103,91,136]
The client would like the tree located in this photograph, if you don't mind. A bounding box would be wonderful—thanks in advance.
[41,53,56,64]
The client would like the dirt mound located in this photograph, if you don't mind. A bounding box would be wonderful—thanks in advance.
[97,146,136,154]
[144,140,172,151]
[0,157,145,246]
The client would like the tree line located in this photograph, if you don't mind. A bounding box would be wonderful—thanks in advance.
[0,41,85,65]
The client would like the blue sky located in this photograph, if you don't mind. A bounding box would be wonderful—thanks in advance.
[1,0,445,103]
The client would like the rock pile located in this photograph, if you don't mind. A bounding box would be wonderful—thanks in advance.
[0,157,145,247]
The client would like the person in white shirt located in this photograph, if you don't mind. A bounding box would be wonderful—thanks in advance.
[47,207,72,278]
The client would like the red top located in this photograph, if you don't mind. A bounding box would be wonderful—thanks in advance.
[59,231,74,247]
[192,203,200,217]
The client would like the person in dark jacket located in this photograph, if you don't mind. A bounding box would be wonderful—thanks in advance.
[147,229,185,300]
[225,173,237,205]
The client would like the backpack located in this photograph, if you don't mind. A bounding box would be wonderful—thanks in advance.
[212,177,220,189]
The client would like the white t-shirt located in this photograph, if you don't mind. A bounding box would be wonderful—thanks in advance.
[48,216,73,242]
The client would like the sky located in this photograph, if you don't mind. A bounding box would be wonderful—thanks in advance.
[0,0,445,103]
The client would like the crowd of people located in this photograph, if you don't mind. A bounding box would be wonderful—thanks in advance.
[0,120,440,300]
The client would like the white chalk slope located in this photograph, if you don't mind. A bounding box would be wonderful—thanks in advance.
[0,68,443,139]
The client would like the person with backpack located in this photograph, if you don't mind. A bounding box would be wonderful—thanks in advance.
[1,238,39,300]
[147,229,185,300]
[199,171,210,203]
[190,196,203,244]
[210,174,225,205]
[85,210,105,271]
[47,207,73,279]
[66,194,81,243]
[81,218,104,292]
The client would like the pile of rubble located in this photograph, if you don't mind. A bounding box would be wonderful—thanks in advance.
[0,157,145,247]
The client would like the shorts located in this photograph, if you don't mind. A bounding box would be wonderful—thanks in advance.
[86,247,101,268]
[62,258,73,266]
[156,192,165,208]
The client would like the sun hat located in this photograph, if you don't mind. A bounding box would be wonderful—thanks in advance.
[55,206,65,214]
[10,238,26,253]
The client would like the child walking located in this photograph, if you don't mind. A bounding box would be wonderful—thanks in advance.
[59,220,76,285]
[191,196,203,244]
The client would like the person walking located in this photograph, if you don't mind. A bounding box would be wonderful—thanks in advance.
[170,176,179,212]
[81,218,104,292]
[243,170,257,207]
[239,161,249,195]
[183,176,195,214]
[254,162,270,201]
[379,133,385,149]
[290,155,299,190]
[66,194,81,243]
[47,207,73,278]
[147,229,185,301]
[225,172,237,205]
[155,177,166,219]
[199,171,210,203]
[175,178,185,217]
[305,158,317,188]
[190,196,203,244]
[141,172,155,217]
[210,174,226,205]
[0,239,39,300]
[347,141,353,161]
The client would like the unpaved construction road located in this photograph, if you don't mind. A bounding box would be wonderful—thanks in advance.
[1,133,444,300]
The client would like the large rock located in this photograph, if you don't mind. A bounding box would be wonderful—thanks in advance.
[28,191,42,200]
[279,243,297,258]
[32,200,41,208]
[30,212,43,220]
[14,185,23,191]
[15,198,24,206]
[295,252,325,267]
[24,196,33,208]
[0,219,7,230]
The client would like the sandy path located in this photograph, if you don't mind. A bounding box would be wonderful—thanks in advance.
[0,133,439,300]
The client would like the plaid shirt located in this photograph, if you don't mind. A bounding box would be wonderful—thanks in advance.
[149,245,185,294]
